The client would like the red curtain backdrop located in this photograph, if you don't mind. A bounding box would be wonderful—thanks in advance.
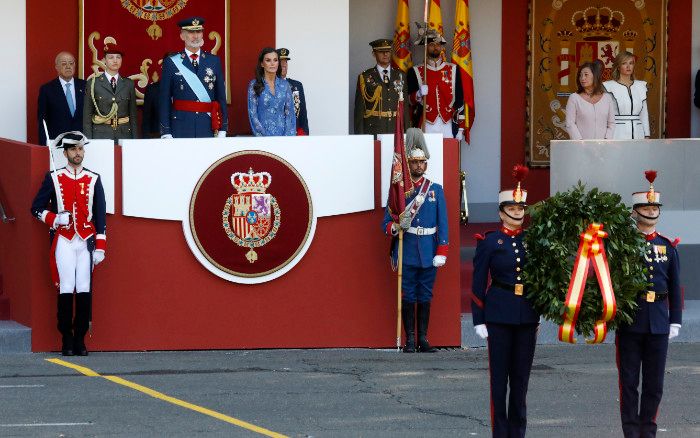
[26,0,275,141]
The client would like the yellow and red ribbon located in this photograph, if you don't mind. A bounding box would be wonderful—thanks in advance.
[559,223,617,344]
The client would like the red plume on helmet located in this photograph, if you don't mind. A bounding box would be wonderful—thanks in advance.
[512,164,528,203]
[645,170,657,184]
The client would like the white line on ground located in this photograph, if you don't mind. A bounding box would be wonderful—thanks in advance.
[0,384,46,388]
[0,422,92,427]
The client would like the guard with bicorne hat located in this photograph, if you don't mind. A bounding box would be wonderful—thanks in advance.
[616,170,683,438]
[471,165,540,438]
[30,131,107,357]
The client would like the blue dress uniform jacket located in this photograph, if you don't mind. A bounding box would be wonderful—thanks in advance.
[37,78,85,146]
[471,230,539,326]
[286,78,309,135]
[620,233,682,334]
[159,51,228,138]
[382,180,449,268]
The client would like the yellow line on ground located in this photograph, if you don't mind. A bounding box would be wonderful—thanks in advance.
[45,358,288,438]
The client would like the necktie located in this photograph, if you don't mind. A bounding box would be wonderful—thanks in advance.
[190,53,199,68]
[65,83,75,117]
[383,69,389,84]
[110,77,116,92]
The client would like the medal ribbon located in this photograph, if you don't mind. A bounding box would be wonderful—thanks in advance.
[559,223,617,344]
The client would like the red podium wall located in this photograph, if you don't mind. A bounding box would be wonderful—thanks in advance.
[0,138,461,352]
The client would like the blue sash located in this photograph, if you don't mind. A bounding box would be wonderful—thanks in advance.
[170,54,211,103]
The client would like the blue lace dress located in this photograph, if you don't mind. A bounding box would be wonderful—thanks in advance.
[247,77,297,136]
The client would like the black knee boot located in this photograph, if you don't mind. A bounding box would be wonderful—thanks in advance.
[401,301,416,353]
[417,302,437,353]
[73,293,91,356]
[57,294,74,356]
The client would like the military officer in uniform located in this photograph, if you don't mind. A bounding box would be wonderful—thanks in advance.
[408,30,465,140]
[30,132,107,357]
[83,43,138,141]
[471,165,539,438]
[382,128,448,353]
[354,38,409,136]
[616,170,682,438]
[276,48,309,135]
[160,17,228,138]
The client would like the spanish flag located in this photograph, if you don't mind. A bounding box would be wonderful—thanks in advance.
[392,0,412,72]
[428,0,444,36]
[452,0,475,143]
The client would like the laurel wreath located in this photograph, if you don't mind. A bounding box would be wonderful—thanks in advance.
[523,183,648,337]
[222,196,281,249]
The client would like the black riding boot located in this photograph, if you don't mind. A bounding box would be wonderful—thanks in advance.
[417,302,437,353]
[401,301,416,353]
[73,293,91,356]
[57,294,74,356]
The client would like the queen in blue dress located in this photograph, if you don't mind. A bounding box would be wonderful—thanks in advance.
[247,47,296,137]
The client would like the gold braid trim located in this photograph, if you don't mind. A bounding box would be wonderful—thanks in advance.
[359,74,383,117]
[90,75,119,120]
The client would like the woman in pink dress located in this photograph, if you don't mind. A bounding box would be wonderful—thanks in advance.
[565,62,615,140]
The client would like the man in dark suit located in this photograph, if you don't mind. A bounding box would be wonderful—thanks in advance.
[37,52,85,145]
[159,17,228,138]
[276,48,309,135]
[354,39,409,136]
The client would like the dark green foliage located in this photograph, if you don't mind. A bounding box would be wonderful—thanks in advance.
[524,183,647,337]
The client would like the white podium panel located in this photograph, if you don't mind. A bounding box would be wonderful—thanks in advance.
[121,136,375,220]
[378,133,445,207]
[51,139,115,214]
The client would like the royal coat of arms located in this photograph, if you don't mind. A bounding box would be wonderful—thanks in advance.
[222,168,281,263]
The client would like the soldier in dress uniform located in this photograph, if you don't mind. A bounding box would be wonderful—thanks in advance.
[471,165,539,438]
[616,170,682,438]
[159,17,228,138]
[30,132,107,357]
[382,128,448,353]
[83,43,138,141]
[276,48,309,135]
[354,38,409,136]
[407,30,465,140]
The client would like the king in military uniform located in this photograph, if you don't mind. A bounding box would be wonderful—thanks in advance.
[354,38,409,136]
[277,48,309,135]
[30,132,107,357]
[616,170,683,438]
[382,128,448,353]
[159,17,228,138]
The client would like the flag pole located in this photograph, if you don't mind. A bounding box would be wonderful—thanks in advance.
[421,0,429,131]
[396,228,404,351]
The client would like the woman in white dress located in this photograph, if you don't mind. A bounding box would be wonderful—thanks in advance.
[565,61,615,140]
[603,51,650,139]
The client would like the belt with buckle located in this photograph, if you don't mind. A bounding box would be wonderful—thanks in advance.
[492,279,525,296]
[92,115,130,129]
[640,291,668,302]
[406,226,436,236]
[364,109,397,119]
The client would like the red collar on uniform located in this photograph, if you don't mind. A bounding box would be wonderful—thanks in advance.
[644,231,658,241]
[412,177,424,188]
[500,226,523,237]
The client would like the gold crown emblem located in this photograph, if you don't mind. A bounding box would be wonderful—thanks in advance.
[622,29,638,41]
[571,6,624,41]
[231,168,272,194]
[192,18,200,26]
[557,29,574,41]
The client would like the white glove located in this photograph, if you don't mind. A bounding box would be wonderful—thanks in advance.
[161,134,173,139]
[92,250,105,266]
[455,128,464,142]
[54,211,71,227]
[475,324,488,339]
[669,324,681,339]
[216,131,227,138]
[432,255,446,267]
[390,223,399,236]
[419,84,429,97]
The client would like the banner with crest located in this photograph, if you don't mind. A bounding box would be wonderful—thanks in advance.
[527,0,667,167]
[79,0,230,104]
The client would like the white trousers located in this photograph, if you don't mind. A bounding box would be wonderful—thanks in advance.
[55,235,91,294]
[425,117,454,138]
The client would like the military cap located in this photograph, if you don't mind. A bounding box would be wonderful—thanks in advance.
[54,131,89,149]
[370,39,393,51]
[405,128,430,161]
[499,165,529,206]
[276,48,291,60]
[102,42,123,57]
[632,170,662,207]
[178,16,205,31]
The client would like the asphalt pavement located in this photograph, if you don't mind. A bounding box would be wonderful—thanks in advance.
[0,344,698,437]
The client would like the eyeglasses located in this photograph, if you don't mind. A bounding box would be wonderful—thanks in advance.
[58,62,75,67]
